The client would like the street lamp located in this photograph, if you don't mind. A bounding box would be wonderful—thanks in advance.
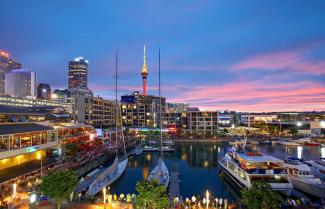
[103,187,106,209]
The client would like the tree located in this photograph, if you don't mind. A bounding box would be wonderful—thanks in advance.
[135,180,170,209]
[241,182,283,209]
[39,169,78,209]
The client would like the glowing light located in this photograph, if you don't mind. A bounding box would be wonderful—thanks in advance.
[297,146,303,159]
[30,193,37,204]
[51,94,58,99]
[320,121,325,128]
[89,133,95,141]
[296,121,303,127]
[12,183,17,198]
[205,190,210,209]
[321,147,325,159]
[103,187,107,209]
[37,152,42,160]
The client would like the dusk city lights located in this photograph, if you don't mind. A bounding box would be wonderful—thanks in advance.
[1,1,325,209]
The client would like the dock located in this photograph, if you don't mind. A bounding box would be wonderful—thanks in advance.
[169,171,180,201]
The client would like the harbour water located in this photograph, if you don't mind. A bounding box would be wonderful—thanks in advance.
[108,142,324,201]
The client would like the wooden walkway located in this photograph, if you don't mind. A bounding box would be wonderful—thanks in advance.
[169,171,180,200]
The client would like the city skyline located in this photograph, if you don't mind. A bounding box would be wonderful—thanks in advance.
[1,0,325,112]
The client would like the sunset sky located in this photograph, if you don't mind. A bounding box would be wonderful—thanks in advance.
[1,0,325,112]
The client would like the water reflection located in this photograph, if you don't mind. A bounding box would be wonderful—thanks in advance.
[297,146,302,159]
[321,147,325,158]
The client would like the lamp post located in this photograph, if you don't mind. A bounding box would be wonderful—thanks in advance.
[205,190,210,209]
[103,187,107,209]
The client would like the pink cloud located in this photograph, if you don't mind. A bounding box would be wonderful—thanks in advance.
[232,50,325,75]
[168,81,325,112]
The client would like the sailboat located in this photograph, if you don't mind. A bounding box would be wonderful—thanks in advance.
[87,52,128,196]
[147,48,170,188]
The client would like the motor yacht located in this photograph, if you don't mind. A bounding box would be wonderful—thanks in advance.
[282,161,325,199]
[219,147,293,196]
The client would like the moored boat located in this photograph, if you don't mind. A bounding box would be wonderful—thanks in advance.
[305,160,325,182]
[304,141,320,147]
[148,158,170,188]
[219,147,293,196]
[282,161,325,199]
[279,140,300,146]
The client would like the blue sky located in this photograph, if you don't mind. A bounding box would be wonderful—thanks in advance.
[1,0,325,112]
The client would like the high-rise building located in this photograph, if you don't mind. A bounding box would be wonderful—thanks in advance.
[5,69,37,98]
[141,46,148,96]
[0,50,22,94]
[37,83,51,100]
[68,57,88,89]
[121,91,166,128]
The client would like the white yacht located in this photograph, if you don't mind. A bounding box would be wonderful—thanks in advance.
[305,160,325,182]
[282,162,325,199]
[219,148,293,196]
[148,158,169,188]
[278,140,300,146]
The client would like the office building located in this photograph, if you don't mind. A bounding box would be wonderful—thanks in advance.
[70,88,115,128]
[0,50,22,95]
[5,69,37,98]
[184,110,218,134]
[0,95,71,113]
[37,83,51,100]
[52,89,71,103]
[121,91,166,128]
[68,57,88,89]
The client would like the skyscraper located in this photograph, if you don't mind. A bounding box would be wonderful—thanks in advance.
[5,69,37,98]
[68,57,88,89]
[37,83,51,100]
[141,46,148,96]
[0,50,22,94]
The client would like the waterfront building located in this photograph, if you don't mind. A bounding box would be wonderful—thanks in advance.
[218,111,237,127]
[5,69,37,98]
[68,57,88,89]
[0,123,58,172]
[121,91,166,128]
[70,88,115,128]
[0,50,22,95]
[37,83,51,100]
[52,89,71,103]
[141,46,148,96]
[166,103,189,113]
[161,112,186,131]
[310,121,325,135]
[184,110,218,134]
[240,114,278,126]
[0,95,71,113]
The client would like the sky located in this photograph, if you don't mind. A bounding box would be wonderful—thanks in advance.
[1,0,325,112]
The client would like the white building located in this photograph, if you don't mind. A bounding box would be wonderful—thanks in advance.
[5,69,37,98]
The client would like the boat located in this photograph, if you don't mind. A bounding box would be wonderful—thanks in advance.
[278,140,300,146]
[305,160,325,182]
[86,52,128,196]
[148,158,170,188]
[148,48,169,188]
[304,141,320,147]
[143,145,159,152]
[87,157,128,195]
[134,147,143,155]
[282,161,325,199]
[163,140,174,145]
[219,145,293,196]
[295,137,311,144]
[160,146,175,152]
[259,140,272,145]
[229,140,245,146]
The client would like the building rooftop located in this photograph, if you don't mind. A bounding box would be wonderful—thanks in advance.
[0,123,53,135]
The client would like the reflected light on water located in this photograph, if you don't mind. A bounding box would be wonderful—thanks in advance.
[146,154,151,161]
[321,147,325,158]
[181,153,187,161]
[217,147,220,153]
[142,167,149,180]
[297,146,303,159]
[203,160,209,168]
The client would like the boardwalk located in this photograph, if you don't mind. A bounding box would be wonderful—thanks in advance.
[169,171,180,200]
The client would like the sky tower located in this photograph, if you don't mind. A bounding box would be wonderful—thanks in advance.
[141,45,148,96]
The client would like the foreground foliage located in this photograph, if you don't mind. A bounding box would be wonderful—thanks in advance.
[39,169,78,209]
[241,181,283,209]
[135,180,170,209]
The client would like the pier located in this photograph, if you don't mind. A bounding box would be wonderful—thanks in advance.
[169,171,180,201]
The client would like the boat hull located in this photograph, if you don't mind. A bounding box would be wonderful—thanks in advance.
[290,177,325,199]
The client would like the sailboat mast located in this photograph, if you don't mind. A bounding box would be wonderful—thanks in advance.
[159,48,163,157]
[115,52,118,156]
